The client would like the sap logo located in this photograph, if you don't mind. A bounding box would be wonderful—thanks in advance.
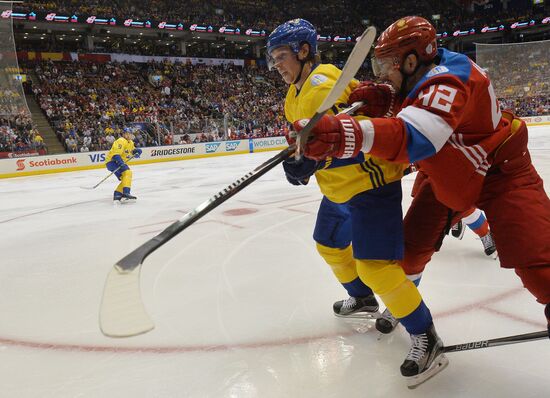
[225,141,240,152]
[205,142,221,153]
[16,159,25,171]
[88,153,106,163]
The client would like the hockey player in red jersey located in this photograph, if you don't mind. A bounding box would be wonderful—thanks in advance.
[292,15,550,385]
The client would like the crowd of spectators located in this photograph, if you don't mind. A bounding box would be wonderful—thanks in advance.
[10,45,550,155]
[2,1,549,155]
[16,0,549,37]
[0,88,46,154]
[30,59,287,152]
[476,40,549,116]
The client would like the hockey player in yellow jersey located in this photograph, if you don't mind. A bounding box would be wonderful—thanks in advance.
[267,19,446,386]
[105,131,142,202]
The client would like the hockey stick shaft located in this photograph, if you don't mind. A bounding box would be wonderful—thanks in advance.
[443,330,548,353]
[295,27,376,156]
[116,101,364,272]
[83,155,135,190]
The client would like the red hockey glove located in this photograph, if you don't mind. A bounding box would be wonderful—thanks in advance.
[349,81,397,117]
[292,114,363,161]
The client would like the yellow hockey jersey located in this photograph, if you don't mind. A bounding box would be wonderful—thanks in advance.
[105,137,136,163]
[284,64,405,203]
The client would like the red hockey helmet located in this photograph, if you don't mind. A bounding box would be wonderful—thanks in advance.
[372,16,437,77]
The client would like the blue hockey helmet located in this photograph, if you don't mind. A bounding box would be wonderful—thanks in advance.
[266,18,317,70]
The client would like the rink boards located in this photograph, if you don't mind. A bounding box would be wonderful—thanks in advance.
[1,115,549,179]
[0,136,288,179]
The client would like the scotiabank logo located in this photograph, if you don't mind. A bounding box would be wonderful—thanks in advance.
[16,156,77,171]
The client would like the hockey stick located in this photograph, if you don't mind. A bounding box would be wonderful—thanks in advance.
[99,27,377,338]
[80,155,136,190]
[443,330,548,353]
[295,27,376,157]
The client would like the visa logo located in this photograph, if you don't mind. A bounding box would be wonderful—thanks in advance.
[205,142,221,153]
[225,141,239,151]
[88,153,106,163]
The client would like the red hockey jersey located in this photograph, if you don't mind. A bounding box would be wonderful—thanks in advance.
[363,48,515,210]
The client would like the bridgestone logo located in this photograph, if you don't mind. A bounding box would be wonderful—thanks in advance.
[340,119,356,158]
[151,147,196,157]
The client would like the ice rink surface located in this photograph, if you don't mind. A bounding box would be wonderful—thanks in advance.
[1,125,550,398]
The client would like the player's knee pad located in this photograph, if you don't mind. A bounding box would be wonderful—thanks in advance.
[316,243,357,283]
[356,259,422,318]
[121,169,133,188]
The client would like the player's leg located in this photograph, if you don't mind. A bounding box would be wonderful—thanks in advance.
[350,181,448,385]
[313,197,378,317]
[478,118,550,333]
[403,174,462,279]
[106,160,125,201]
[119,168,135,201]
[376,177,461,334]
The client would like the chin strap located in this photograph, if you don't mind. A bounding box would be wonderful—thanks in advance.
[293,57,307,85]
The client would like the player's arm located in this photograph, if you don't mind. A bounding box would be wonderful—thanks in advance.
[296,76,468,163]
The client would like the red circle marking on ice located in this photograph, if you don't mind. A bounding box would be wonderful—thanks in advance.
[222,208,258,216]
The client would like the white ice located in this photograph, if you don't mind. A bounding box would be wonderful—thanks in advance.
[1,125,550,398]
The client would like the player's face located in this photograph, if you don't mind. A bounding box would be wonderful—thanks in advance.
[270,47,301,84]
[372,56,403,91]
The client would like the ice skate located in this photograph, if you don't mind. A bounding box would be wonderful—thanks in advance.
[480,232,497,258]
[333,295,379,319]
[401,324,449,389]
[450,220,465,239]
[375,308,400,334]
[121,193,137,203]
[113,192,123,204]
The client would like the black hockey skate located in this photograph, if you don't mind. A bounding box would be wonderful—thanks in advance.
[333,295,379,319]
[375,308,400,334]
[450,220,465,239]
[401,323,449,388]
[121,193,137,203]
[113,192,123,203]
[480,232,497,258]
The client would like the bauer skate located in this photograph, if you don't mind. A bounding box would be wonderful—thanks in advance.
[121,193,137,203]
[401,323,449,388]
[375,308,400,334]
[450,220,465,239]
[333,295,379,319]
[480,232,497,258]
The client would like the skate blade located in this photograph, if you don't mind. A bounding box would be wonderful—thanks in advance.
[120,198,137,204]
[333,311,380,320]
[406,354,449,389]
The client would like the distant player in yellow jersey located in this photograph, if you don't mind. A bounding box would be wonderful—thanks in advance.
[105,131,142,202]
[266,21,442,383]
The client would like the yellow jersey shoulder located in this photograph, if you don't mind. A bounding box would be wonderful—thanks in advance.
[284,64,355,123]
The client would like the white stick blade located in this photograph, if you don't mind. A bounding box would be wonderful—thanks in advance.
[99,266,155,337]
[317,26,377,113]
